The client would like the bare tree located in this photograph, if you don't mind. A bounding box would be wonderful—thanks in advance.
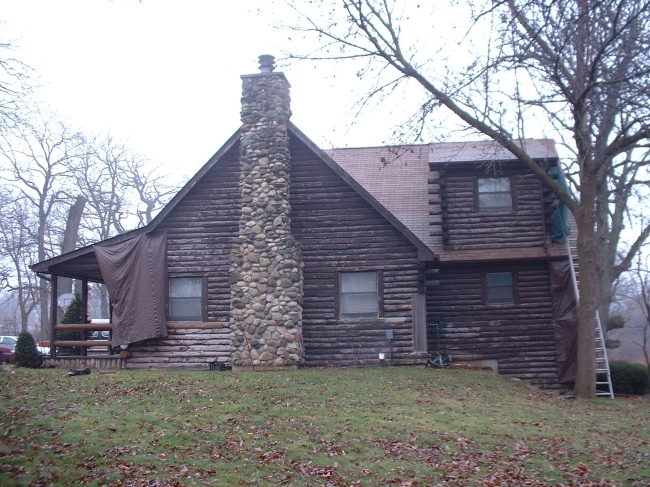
[0,190,40,332]
[124,156,179,227]
[597,150,650,345]
[74,136,129,243]
[0,109,85,337]
[284,0,650,398]
[0,34,31,128]
[58,195,87,299]
[619,255,650,372]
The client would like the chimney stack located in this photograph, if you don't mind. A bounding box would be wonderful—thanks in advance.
[229,55,305,370]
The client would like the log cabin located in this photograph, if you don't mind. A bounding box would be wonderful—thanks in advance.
[31,55,578,389]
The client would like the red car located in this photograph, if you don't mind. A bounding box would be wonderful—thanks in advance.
[0,346,14,363]
[0,336,17,363]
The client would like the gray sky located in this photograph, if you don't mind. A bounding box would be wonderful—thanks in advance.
[2,0,406,178]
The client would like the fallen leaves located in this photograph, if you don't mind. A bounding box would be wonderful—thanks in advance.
[1,367,649,486]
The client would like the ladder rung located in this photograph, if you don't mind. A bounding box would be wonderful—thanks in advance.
[596,381,611,385]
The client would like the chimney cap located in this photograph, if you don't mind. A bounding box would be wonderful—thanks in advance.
[258,54,275,73]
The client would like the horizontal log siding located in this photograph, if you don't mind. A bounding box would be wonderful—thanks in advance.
[427,262,560,387]
[290,138,425,367]
[442,170,545,250]
[128,322,231,369]
[157,145,240,323]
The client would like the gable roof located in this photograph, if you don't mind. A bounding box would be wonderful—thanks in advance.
[289,124,437,261]
[329,139,560,256]
[327,144,434,251]
[31,124,438,280]
[30,130,243,280]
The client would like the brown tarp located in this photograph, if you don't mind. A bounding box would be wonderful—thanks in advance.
[94,232,167,347]
[550,260,578,383]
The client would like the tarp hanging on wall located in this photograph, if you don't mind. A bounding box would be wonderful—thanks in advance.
[550,260,578,383]
[94,232,167,347]
[549,166,571,243]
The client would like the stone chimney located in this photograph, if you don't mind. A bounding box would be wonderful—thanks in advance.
[229,55,305,370]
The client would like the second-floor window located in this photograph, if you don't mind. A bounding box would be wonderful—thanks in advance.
[477,177,513,211]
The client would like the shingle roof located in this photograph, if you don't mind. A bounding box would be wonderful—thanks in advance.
[329,139,559,255]
[328,144,435,250]
[429,139,557,164]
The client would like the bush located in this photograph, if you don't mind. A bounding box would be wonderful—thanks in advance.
[609,360,649,395]
[59,293,82,355]
[13,331,43,368]
[60,293,83,324]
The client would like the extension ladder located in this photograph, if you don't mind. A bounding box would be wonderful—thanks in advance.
[565,214,614,398]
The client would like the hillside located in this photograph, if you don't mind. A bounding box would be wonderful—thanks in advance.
[1,366,648,486]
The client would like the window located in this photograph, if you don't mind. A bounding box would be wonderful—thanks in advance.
[169,277,204,321]
[486,272,515,304]
[339,271,380,318]
[477,177,513,211]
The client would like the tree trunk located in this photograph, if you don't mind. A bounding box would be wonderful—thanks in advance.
[58,196,87,296]
[39,278,49,340]
[574,181,598,398]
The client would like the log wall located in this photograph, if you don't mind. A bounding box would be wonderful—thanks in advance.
[42,356,126,370]
[426,261,561,387]
[128,322,231,369]
[290,138,427,367]
[157,145,240,324]
[430,166,546,250]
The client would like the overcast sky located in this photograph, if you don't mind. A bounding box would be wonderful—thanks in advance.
[2,0,412,179]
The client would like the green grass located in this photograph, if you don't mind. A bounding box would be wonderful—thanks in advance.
[1,366,648,486]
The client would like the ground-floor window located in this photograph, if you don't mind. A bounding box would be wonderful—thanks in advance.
[168,277,204,321]
[338,271,382,318]
[485,272,515,304]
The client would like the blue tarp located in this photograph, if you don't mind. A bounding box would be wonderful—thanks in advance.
[549,166,571,243]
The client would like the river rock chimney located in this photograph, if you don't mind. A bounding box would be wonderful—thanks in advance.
[229,55,305,370]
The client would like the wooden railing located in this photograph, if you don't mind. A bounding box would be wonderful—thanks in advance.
[52,323,113,358]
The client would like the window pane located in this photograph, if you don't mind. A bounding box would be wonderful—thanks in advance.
[169,278,203,320]
[487,272,514,303]
[170,278,202,298]
[487,286,514,303]
[341,272,377,293]
[341,292,378,317]
[169,298,203,320]
[478,193,512,210]
[340,272,379,318]
[478,177,510,193]
[487,272,513,286]
[478,177,512,210]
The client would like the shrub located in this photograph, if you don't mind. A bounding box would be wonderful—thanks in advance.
[59,293,82,355]
[14,331,43,368]
[60,293,83,324]
[609,360,649,395]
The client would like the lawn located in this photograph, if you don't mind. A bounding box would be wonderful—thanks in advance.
[0,365,648,486]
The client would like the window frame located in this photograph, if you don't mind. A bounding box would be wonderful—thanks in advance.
[475,176,516,212]
[168,276,206,322]
[483,271,518,305]
[335,270,384,319]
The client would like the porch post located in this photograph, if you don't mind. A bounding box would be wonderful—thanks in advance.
[80,280,89,357]
[81,280,88,324]
[50,275,58,359]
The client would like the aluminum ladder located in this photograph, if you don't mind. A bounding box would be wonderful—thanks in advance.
[564,217,614,398]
